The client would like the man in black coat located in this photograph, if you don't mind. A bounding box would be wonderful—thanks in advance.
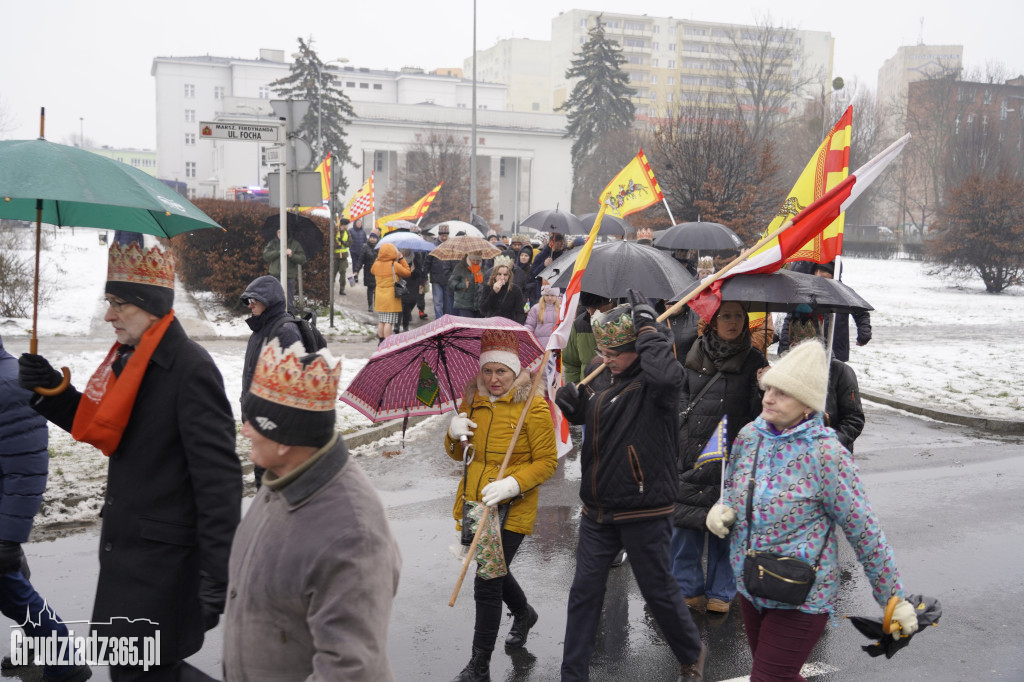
[556,291,706,682]
[240,275,302,489]
[19,243,241,681]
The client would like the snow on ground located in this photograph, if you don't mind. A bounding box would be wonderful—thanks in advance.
[4,228,1022,528]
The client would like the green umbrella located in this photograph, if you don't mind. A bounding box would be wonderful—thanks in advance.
[0,109,223,394]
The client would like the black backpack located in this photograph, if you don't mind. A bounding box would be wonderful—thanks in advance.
[266,311,328,354]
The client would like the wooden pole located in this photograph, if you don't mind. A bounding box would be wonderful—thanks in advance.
[578,218,798,388]
[448,349,550,607]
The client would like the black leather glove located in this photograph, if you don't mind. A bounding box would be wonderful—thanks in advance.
[555,383,581,415]
[0,541,25,575]
[199,572,227,632]
[626,288,657,330]
[18,354,62,391]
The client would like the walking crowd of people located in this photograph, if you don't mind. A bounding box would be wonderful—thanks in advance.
[3,217,925,682]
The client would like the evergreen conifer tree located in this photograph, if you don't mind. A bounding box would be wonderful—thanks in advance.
[558,16,636,179]
[270,38,356,192]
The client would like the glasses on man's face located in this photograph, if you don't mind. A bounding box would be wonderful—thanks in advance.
[596,349,623,360]
[105,297,133,313]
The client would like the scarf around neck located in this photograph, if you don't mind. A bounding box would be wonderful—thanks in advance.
[699,327,751,370]
[468,262,483,284]
[71,311,175,456]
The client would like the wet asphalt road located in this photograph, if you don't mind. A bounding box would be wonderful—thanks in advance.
[8,403,1024,681]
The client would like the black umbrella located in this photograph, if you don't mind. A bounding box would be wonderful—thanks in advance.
[653,222,745,251]
[520,208,586,235]
[538,241,696,300]
[260,212,324,259]
[579,212,631,236]
[672,269,873,314]
[846,594,942,659]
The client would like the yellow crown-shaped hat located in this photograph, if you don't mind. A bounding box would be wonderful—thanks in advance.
[250,339,342,412]
[107,242,175,289]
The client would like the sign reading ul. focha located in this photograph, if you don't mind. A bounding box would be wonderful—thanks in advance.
[199,121,282,142]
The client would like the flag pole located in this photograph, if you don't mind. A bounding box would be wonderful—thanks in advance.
[449,350,550,607]
[662,197,676,225]
[578,218,797,387]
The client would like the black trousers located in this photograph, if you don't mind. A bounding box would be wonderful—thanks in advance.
[472,529,527,652]
[561,514,703,681]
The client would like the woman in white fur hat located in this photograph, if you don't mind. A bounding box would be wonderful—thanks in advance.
[705,340,920,681]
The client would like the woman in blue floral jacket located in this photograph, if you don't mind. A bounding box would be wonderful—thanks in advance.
[706,340,919,681]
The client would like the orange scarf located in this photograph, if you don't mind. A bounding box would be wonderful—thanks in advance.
[71,311,175,456]
[469,262,483,284]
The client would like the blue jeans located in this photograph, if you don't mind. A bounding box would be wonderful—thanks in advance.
[670,526,737,602]
[561,515,702,680]
[431,283,453,319]
[0,570,78,676]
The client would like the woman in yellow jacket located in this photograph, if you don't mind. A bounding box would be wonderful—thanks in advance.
[370,242,411,343]
[444,329,557,682]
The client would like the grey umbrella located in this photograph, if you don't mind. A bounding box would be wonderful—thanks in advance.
[538,241,697,300]
[672,268,873,314]
[653,221,745,251]
[578,212,631,236]
[520,208,585,235]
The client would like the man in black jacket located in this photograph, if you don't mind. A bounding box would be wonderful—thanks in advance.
[19,243,241,681]
[424,223,455,319]
[240,275,302,489]
[556,291,706,682]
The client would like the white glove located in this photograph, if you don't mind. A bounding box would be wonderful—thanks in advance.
[480,477,520,507]
[889,598,920,639]
[706,504,737,539]
[448,412,477,441]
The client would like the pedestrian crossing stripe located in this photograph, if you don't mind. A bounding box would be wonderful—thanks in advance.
[718,661,839,682]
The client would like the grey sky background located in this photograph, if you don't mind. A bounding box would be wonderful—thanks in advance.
[1,0,1019,149]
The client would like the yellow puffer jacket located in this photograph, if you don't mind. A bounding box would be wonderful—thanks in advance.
[444,370,558,535]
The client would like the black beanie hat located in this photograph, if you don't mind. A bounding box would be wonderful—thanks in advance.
[105,243,175,317]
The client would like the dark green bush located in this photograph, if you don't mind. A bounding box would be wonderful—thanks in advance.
[171,200,331,308]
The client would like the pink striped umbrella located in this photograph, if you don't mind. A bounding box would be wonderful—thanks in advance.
[340,315,545,422]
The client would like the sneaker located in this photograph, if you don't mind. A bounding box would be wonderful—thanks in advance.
[706,598,731,613]
[684,595,706,610]
[677,643,707,682]
[418,311,428,319]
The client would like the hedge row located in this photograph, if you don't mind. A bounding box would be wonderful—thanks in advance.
[171,200,332,309]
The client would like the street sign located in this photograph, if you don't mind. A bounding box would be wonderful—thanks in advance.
[198,121,282,142]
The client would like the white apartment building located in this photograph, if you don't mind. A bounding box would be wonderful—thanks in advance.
[876,43,963,126]
[547,10,834,119]
[466,38,554,113]
[151,49,571,222]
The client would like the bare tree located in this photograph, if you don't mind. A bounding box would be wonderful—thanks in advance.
[726,15,816,144]
[648,99,783,242]
[381,130,493,226]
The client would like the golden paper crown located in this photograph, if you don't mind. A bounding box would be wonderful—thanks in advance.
[480,329,519,356]
[636,227,653,241]
[107,242,175,289]
[250,339,342,412]
[593,305,637,348]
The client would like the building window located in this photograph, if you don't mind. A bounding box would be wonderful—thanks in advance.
[666,92,673,102]
[669,43,676,51]
[668,59,676,69]
[359,82,369,89]
[650,74,658,84]
[954,114,960,135]
[185,133,196,145]
[346,81,356,87]
[373,83,382,90]
[188,187,197,199]
[532,102,540,111]
[500,158,506,177]
[957,87,964,101]
[967,113,975,126]
[984,89,992,104]
[667,76,675,85]
[374,151,384,172]
[652,42,659,50]
[1000,100,1009,120]
[258,86,270,99]
[652,58,659,67]
[184,109,195,123]
[184,83,195,98]
[214,86,225,99]
[185,161,196,178]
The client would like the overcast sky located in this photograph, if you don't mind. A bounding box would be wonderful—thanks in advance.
[2,0,1019,149]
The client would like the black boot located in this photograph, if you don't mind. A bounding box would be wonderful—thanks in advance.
[450,647,490,682]
[504,603,538,650]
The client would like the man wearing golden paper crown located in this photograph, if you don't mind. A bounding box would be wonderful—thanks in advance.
[223,340,401,681]
[555,289,707,682]
[18,242,241,681]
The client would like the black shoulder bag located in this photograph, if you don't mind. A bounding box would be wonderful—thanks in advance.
[741,441,833,605]
[678,371,723,428]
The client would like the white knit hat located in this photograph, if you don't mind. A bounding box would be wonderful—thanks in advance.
[478,329,521,375]
[760,339,828,413]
